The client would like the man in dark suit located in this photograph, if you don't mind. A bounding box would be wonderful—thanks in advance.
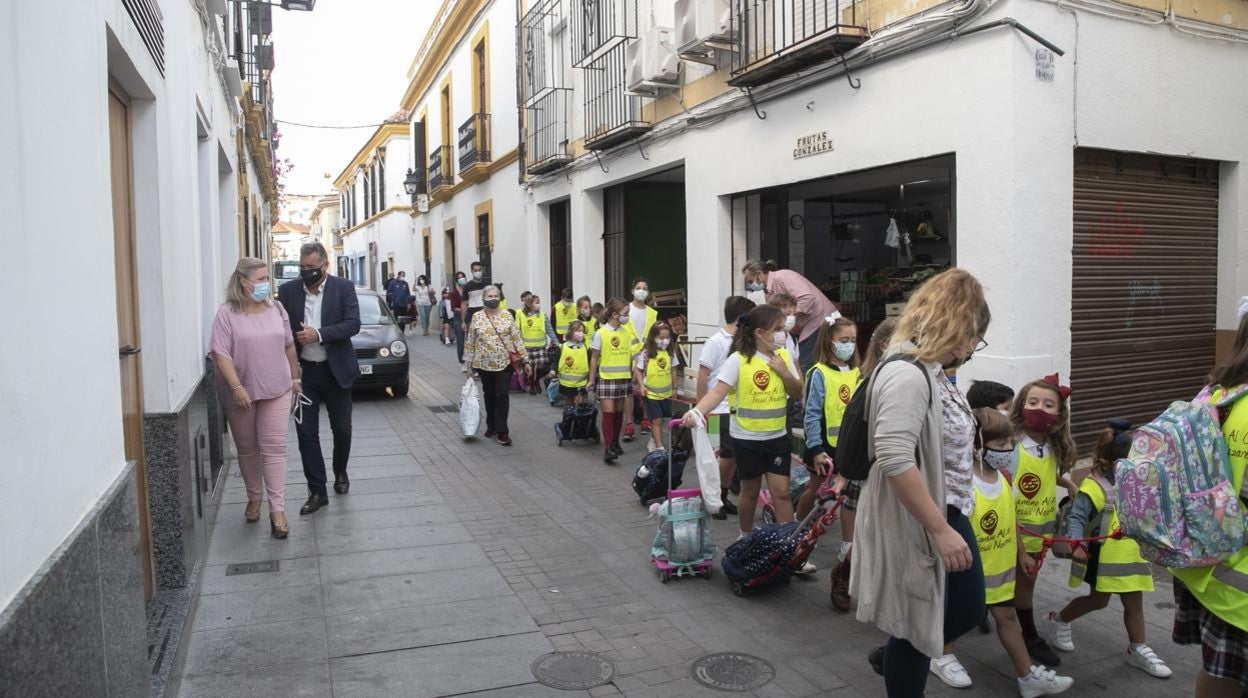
[278,242,362,515]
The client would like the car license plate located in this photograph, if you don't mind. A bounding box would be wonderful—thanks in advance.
[360,364,373,375]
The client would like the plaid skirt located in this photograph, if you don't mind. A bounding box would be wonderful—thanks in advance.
[595,377,631,401]
[525,346,549,368]
[1173,579,1248,689]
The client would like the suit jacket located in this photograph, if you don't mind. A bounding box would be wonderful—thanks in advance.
[278,275,362,389]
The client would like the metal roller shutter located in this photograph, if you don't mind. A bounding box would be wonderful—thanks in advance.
[1070,148,1219,451]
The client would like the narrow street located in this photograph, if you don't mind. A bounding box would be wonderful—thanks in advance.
[175,336,1200,697]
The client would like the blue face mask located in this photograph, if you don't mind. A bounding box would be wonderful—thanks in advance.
[746,281,765,292]
[833,341,856,361]
[250,281,271,302]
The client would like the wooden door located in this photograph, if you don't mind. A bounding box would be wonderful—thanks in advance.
[444,228,456,288]
[109,89,155,599]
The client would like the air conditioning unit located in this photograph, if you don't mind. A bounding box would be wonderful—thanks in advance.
[675,0,735,65]
[415,194,430,214]
[625,27,681,98]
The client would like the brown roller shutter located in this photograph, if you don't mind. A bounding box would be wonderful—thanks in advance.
[1070,148,1219,451]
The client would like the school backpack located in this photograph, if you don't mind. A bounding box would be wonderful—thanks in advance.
[834,354,931,481]
[631,447,688,505]
[1114,386,1248,569]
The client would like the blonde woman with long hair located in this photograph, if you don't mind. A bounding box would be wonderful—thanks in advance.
[849,268,1008,697]
[209,258,302,539]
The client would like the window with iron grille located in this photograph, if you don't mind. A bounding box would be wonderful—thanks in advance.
[477,213,492,282]
[520,0,574,174]
[412,120,427,196]
[378,152,386,210]
[582,43,648,150]
[570,0,639,68]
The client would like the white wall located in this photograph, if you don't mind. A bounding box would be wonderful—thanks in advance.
[0,0,250,609]
[525,0,1248,394]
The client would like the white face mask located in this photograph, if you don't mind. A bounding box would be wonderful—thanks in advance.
[472,270,483,280]
[572,331,585,342]
[833,341,856,361]
[532,304,541,313]
[633,289,649,302]
[656,338,670,350]
[783,315,796,331]
[617,314,629,325]
[772,331,788,348]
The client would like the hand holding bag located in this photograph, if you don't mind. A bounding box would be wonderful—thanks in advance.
[689,412,724,514]
[459,378,481,437]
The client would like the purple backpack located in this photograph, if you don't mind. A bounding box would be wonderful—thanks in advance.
[1114,386,1248,569]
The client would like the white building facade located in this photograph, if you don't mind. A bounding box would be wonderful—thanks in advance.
[0,0,285,692]
[519,0,1248,446]
[335,123,414,290]
[399,0,527,296]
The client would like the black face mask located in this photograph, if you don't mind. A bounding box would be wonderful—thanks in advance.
[301,267,325,286]
[483,298,501,309]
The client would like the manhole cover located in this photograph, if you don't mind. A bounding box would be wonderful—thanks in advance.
[532,651,615,690]
[690,652,776,692]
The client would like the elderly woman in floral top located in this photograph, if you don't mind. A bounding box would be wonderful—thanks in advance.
[464,285,532,446]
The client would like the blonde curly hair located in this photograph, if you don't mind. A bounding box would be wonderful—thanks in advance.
[892,268,990,363]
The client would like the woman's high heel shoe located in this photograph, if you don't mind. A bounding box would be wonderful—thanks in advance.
[270,512,289,539]
[245,500,262,523]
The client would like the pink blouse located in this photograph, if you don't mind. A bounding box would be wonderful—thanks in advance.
[209,302,294,401]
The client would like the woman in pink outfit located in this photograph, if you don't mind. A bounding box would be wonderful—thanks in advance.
[210,257,302,538]
[740,259,838,374]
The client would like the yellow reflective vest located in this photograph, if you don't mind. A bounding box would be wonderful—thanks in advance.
[595,325,636,381]
[557,344,590,388]
[810,364,860,449]
[627,304,658,345]
[1013,445,1059,554]
[1172,389,1248,632]
[735,349,792,434]
[554,301,577,336]
[519,311,548,348]
[973,473,1018,605]
[1068,474,1153,593]
[642,350,675,400]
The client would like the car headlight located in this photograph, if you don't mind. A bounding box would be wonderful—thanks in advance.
[390,340,407,357]
[379,347,390,358]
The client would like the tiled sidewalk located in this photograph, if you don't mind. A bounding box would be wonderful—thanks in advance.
[174,336,1200,697]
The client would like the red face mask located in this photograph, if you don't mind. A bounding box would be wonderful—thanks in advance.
[1022,408,1060,433]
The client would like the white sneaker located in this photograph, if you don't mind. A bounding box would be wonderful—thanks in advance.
[1125,645,1172,678]
[1046,611,1074,652]
[795,561,817,575]
[930,654,972,689]
[1018,665,1074,697]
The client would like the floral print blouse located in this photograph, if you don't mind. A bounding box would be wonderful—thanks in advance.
[463,309,526,372]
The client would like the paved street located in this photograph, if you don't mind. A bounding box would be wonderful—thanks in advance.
[175,337,1201,697]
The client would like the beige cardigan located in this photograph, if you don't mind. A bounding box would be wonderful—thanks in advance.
[849,347,947,658]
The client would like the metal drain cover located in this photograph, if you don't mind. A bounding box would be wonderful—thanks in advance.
[532,651,615,690]
[225,560,278,576]
[690,652,776,692]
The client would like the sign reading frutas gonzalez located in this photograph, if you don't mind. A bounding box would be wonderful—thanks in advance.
[793,131,834,159]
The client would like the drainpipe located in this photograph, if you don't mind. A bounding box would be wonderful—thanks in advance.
[515,0,527,185]
[951,18,1066,55]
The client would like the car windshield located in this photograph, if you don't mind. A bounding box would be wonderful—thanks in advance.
[358,294,393,325]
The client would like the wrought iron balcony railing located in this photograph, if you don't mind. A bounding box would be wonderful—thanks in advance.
[457,113,492,173]
[583,43,650,151]
[428,145,454,191]
[526,89,573,175]
[729,0,869,87]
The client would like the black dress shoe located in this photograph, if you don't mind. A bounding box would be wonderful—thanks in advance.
[1026,636,1061,667]
[334,473,350,495]
[299,494,329,515]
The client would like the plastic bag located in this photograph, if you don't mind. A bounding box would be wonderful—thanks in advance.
[690,416,723,514]
[459,378,481,437]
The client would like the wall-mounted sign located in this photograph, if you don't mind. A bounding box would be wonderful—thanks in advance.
[1035,49,1055,82]
[793,131,834,159]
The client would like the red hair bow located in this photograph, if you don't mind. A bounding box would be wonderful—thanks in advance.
[1041,373,1073,399]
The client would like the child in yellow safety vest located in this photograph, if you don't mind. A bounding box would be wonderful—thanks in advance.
[588,298,641,464]
[798,314,859,522]
[1043,420,1173,679]
[552,320,590,407]
[633,322,679,452]
[1006,375,1079,669]
[962,408,1076,696]
[518,294,559,396]
[553,288,578,340]
[682,304,803,537]
[576,296,598,337]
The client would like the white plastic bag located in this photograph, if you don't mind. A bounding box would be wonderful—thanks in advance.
[690,415,723,514]
[459,378,481,437]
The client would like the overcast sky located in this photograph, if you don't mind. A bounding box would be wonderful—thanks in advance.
[271,0,435,197]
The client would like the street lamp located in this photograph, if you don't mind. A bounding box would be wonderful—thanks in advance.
[403,169,419,196]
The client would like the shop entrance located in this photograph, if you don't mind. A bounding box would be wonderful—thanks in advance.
[732,155,955,346]
[602,167,688,320]
[1070,148,1218,450]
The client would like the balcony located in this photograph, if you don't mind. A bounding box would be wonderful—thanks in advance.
[727,0,869,87]
[583,43,650,151]
[457,114,492,184]
[526,89,573,176]
[428,145,455,202]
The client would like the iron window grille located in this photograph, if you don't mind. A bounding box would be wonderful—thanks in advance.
[458,114,492,171]
[525,88,573,175]
[582,42,650,150]
[429,145,455,190]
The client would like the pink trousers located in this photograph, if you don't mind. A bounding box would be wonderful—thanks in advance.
[224,390,291,512]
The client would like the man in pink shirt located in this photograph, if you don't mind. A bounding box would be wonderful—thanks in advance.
[742,259,838,373]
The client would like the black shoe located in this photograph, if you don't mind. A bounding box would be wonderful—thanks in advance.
[299,494,329,515]
[711,510,728,520]
[610,443,624,457]
[1026,637,1061,667]
[720,499,739,516]
[333,473,349,495]
[603,450,618,464]
[868,646,885,676]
